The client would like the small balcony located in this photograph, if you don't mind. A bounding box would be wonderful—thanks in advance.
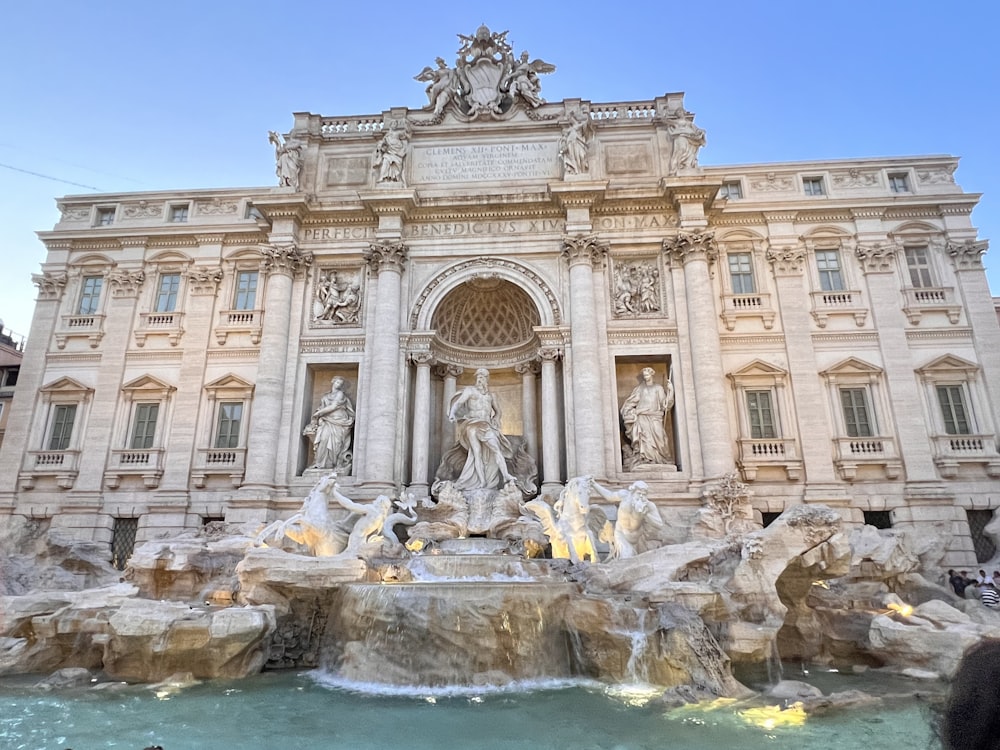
[104,448,165,488]
[720,293,776,331]
[192,447,247,488]
[214,309,263,345]
[902,287,961,325]
[20,450,81,489]
[736,437,802,481]
[55,314,105,349]
[932,434,1000,478]
[833,436,902,480]
[809,289,868,328]
[134,311,185,347]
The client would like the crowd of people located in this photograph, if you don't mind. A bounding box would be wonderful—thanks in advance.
[948,568,1000,608]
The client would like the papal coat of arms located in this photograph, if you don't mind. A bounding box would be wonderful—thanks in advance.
[414,25,555,120]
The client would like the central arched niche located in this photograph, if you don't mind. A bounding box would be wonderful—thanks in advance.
[431,277,541,352]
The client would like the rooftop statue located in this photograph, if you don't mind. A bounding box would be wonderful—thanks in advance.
[268,130,302,190]
[664,108,706,174]
[373,120,410,185]
[414,25,555,121]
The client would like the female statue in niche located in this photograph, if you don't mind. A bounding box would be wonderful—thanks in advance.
[620,366,674,469]
[304,376,355,473]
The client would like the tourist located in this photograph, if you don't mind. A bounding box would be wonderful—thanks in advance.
[949,569,970,597]
[977,569,995,586]
[981,583,1000,609]
[938,639,1000,749]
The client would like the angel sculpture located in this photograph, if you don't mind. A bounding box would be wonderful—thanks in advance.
[414,57,457,116]
[502,51,556,108]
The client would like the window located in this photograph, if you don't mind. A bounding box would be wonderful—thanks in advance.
[904,246,933,288]
[47,404,77,450]
[728,253,755,294]
[214,402,244,448]
[888,173,910,193]
[967,510,997,563]
[863,511,892,529]
[129,403,159,449]
[96,207,115,226]
[169,204,189,222]
[78,275,103,315]
[719,181,743,200]
[234,271,258,310]
[3,366,18,387]
[803,177,825,196]
[815,250,845,292]
[840,388,874,437]
[155,273,181,312]
[746,390,777,439]
[937,385,971,435]
[111,517,139,570]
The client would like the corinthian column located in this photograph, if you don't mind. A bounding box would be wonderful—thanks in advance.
[408,351,435,497]
[538,346,563,492]
[242,244,312,491]
[361,241,408,488]
[664,232,733,479]
[515,359,540,463]
[561,234,608,478]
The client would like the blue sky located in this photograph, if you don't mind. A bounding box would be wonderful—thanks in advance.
[2,1,998,336]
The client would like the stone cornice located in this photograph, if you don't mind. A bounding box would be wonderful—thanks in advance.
[549,181,608,209]
[358,189,418,217]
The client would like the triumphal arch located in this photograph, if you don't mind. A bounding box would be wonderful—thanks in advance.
[3,25,999,566]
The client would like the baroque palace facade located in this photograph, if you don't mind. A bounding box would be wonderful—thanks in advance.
[1,27,998,566]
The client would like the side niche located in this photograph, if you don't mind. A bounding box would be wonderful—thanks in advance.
[310,267,364,327]
[301,366,359,477]
[610,257,665,318]
[615,358,677,472]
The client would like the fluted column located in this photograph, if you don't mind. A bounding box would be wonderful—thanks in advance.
[408,351,435,496]
[515,360,540,463]
[243,244,312,491]
[361,241,408,488]
[561,234,608,478]
[436,364,462,455]
[539,346,563,491]
[664,232,734,479]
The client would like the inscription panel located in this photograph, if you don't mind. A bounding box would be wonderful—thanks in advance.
[604,143,653,175]
[410,142,560,183]
[326,156,370,187]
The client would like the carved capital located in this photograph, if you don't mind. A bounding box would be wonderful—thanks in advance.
[365,241,409,274]
[32,271,68,301]
[948,239,988,271]
[408,351,436,367]
[663,231,717,265]
[766,245,806,275]
[855,242,898,274]
[538,347,563,362]
[107,269,145,298]
[514,360,540,376]
[260,244,313,277]
[434,364,464,380]
[561,234,608,268]
[186,266,224,295]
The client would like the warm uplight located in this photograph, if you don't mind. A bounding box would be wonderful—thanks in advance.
[738,702,807,730]
[887,602,914,617]
[405,538,425,552]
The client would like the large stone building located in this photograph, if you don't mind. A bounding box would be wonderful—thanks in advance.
[2,27,998,566]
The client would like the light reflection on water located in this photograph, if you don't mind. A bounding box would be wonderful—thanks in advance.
[0,670,936,750]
